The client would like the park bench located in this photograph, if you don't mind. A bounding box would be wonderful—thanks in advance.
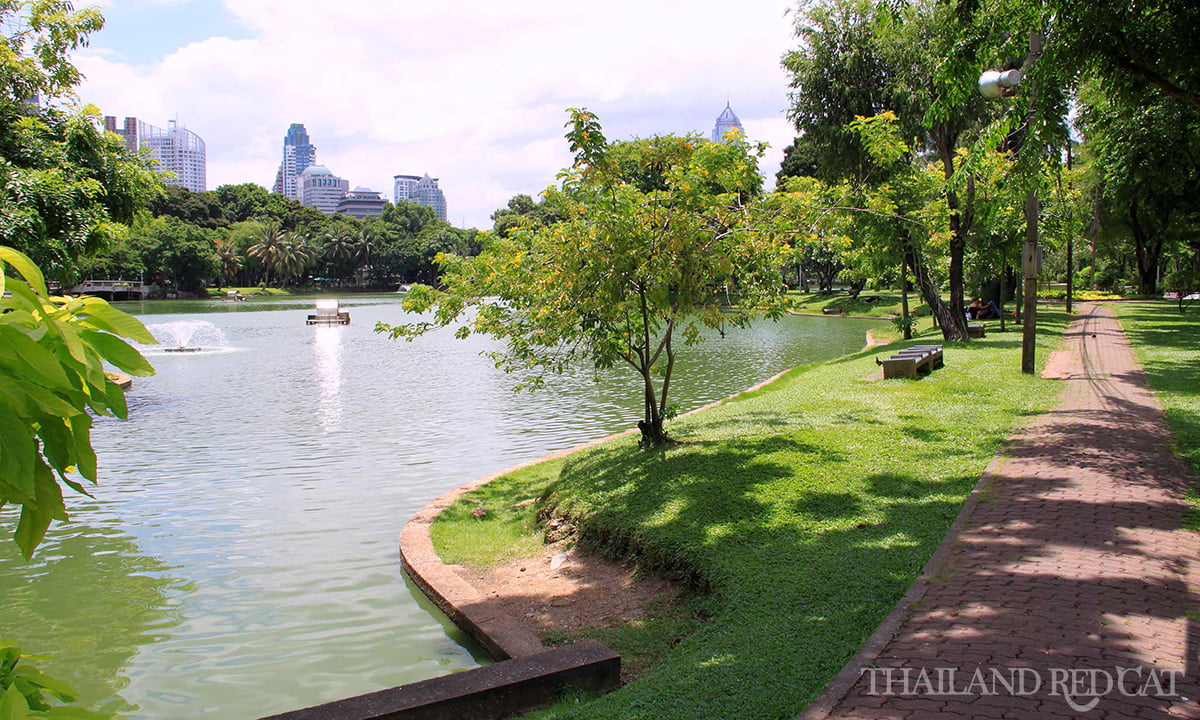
[879,344,944,379]
[967,322,986,338]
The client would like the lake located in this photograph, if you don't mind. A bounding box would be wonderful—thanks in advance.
[0,294,881,718]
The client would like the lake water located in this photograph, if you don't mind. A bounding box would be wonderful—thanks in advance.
[0,295,880,719]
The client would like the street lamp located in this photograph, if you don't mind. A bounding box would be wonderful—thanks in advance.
[979,32,1042,375]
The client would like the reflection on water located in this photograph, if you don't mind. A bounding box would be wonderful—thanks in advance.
[0,513,186,716]
[313,326,343,433]
[0,295,882,718]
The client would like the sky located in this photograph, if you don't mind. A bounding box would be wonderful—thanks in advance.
[74,0,803,230]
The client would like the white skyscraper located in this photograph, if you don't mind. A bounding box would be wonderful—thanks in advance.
[394,173,447,222]
[105,116,207,192]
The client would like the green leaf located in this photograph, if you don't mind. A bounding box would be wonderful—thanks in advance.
[78,300,157,345]
[0,413,37,502]
[0,248,47,298]
[77,330,154,377]
[0,684,31,720]
[103,379,127,421]
[0,327,71,389]
[68,415,95,482]
[35,416,73,474]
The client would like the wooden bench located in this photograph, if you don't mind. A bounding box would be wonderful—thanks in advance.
[879,344,944,379]
[967,322,986,338]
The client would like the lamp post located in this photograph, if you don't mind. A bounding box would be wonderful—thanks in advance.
[979,32,1042,375]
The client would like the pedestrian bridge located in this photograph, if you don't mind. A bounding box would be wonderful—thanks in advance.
[67,279,149,300]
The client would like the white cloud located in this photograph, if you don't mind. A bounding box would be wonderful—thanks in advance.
[75,0,802,228]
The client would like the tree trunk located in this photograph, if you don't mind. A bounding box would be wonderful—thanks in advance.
[900,260,911,340]
[999,264,1008,332]
[907,243,965,341]
[935,126,969,341]
[1129,201,1163,295]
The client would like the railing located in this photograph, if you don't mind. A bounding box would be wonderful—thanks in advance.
[68,280,149,298]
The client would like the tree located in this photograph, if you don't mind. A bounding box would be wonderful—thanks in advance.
[246,222,289,286]
[1076,82,1200,294]
[146,185,227,229]
[1039,0,1200,109]
[213,237,241,288]
[0,2,161,284]
[132,216,219,293]
[1163,270,1200,313]
[381,200,437,237]
[379,110,788,446]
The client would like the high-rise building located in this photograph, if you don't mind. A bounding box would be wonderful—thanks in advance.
[393,173,447,222]
[272,123,317,201]
[104,116,207,192]
[298,165,349,214]
[336,187,387,219]
[712,103,745,143]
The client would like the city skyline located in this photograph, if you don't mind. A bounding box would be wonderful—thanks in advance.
[74,0,798,228]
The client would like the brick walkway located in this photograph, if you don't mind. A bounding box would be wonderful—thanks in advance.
[806,304,1200,719]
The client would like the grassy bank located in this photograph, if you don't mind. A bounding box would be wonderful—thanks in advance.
[205,286,298,297]
[788,290,907,318]
[432,310,1068,719]
[1111,301,1200,479]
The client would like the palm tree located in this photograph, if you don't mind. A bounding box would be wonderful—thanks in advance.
[247,222,288,286]
[322,228,354,283]
[353,230,375,286]
[213,238,242,289]
[274,236,314,287]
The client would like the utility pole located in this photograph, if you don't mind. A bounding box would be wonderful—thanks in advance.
[1020,31,1041,375]
[981,32,1043,374]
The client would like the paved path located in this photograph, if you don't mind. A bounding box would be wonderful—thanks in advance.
[806,304,1200,719]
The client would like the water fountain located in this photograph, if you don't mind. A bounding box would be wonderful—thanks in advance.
[145,320,230,354]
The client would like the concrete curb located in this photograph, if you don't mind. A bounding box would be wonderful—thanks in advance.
[398,366,797,661]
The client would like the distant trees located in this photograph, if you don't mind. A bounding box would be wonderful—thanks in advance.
[71,182,481,292]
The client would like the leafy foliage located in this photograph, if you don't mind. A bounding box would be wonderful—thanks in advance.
[0,640,104,719]
[0,246,155,559]
[0,3,161,284]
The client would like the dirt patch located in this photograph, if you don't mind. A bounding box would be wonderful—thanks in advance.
[455,543,680,637]
[1041,348,1078,379]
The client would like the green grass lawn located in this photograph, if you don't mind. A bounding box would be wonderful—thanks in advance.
[1111,301,1200,479]
[432,310,1068,719]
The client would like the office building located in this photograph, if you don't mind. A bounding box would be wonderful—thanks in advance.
[393,173,447,222]
[104,116,207,192]
[298,165,349,214]
[272,123,317,201]
[336,187,387,219]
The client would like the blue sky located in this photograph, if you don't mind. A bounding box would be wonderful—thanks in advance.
[76,0,801,229]
[89,0,251,65]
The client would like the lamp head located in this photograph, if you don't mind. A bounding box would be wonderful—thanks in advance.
[978,69,1022,99]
